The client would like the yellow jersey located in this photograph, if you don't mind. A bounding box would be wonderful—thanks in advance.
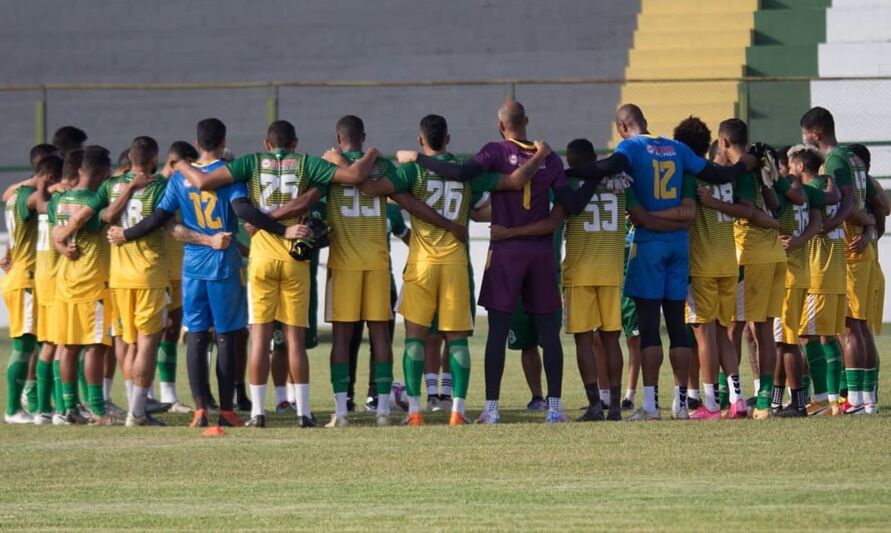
[807,175,846,295]
[689,178,737,278]
[823,146,874,264]
[2,186,37,293]
[35,209,60,303]
[563,180,628,287]
[733,172,786,265]
[777,183,826,289]
[49,189,109,302]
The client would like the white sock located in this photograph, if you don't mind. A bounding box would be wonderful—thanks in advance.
[407,395,421,414]
[703,383,718,411]
[102,378,113,402]
[547,396,562,412]
[250,384,266,417]
[287,382,297,404]
[599,389,610,405]
[672,386,681,413]
[753,378,761,395]
[452,397,465,415]
[124,379,134,407]
[484,399,499,413]
[160,382,177,404]
[334,392,348,417]
[828,393,839,403]
[848,390,863,407]
[441,373,452,396]
[275,386,287,405]
[643,386,656,412]
[424,373,438,396]
[146,383,155,401]
[688,388,701,401]
[728,375,741,404]
[866,389,877,405]
[131,386,149,417]
[624,388,636,402]
[294,383,310,418]
[376,394,390,416]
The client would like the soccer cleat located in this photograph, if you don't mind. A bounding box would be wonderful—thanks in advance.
[842,403,865,416]
[689,406,721,421]
[577,402,605,422]
[206,394,220,414]
[296,415,318,428]
[475,410,501,425]
[671,406,689,420]
[545,409,569,423]
[774,405,806,418]
[33,413,53,425]
[236,397,252,413]
[745,396,757,409]
[375,414,390,427]
[448,412,468,426]
[52,413,71,426]
[864,404,878,416]
[403,412,424,426]
[145,398,171,414]
[364,396,378,412]
[275,401,293,413]
[325,414,349,428]
[105,401,126,418]
[627,408,661,421]
[438,395,453,412]
[724,399,748,420]
[124,413,164,427]
[620,398,634,411]
[166,401,193,414]
[805,400,831,416]
[752,408,771,420]
[4,410,34,425]
[346,398,356,413]
[526,396,546,411]
[217,410,244,427]
[687,397,702,411]
[90,414,123,426]
[189,409,208,428]
[427,396,442,412]
[607,406,622,421]
[245,415,266,428]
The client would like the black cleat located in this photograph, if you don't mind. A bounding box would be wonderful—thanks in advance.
[296,415,318,428]
[346,398,357,413]
[746,396,757,409]
[245,415,266,428]
[145,398,171,414]
[687,397,702,411]
[206,393,220,413]
[607,406,622,421]
[365,396,378,412]
[620,398,634,411]
[774,405,806,418]
[145,413,166,426]
[577,402,605,422]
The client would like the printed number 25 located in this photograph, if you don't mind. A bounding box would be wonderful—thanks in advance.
[652,160,677,200]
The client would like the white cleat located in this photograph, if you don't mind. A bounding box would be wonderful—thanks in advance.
[376,414,390,427]
[671,406,690,420]
[125,414,145,427]
[475,410,501,424]
[627,408,661,421]
[33,413,53,425]
[325,414,349,428]
[4,410,34,425]
[864,404,877,415]
[52,413,72,426]
[166,401,193,414]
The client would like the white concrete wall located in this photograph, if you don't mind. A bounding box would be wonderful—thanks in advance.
[826,6,891,44]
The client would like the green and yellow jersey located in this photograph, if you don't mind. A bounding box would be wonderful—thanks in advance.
[824,146,875,264]
[3,186,37,292]
[563,179,629,287]
[808,173,846,295]
[776,183,826,289]
[49,189,108,302]
[733,172,786,265]
[689,177,737,278]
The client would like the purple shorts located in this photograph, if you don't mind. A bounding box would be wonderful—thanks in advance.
[478,242,561,314]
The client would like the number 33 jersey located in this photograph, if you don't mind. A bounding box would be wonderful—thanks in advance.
[563,180,629,287]
[93,172,168,289]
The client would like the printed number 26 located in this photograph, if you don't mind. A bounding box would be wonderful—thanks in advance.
[652,160,677,200]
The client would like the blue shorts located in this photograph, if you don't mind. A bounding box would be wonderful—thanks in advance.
[183,273,247,334]
[624,240,689,301]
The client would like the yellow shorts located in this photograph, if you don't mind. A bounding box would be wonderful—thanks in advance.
[3,288,36,338]
[846,260,873,320]
[55,294,113,346]
[563,285,621,333]
[247,258,310,327]
[869,264,884,335]
[801,292,846,337]
[686,276,737,327]
[734,262,786,323]
[326,268,392,323]
[111,288,169,344]
[37,303,55,344]
[398,262,472,332]
[168,279,183,311]
[774,287,806,345]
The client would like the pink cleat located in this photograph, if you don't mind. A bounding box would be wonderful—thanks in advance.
[690,406,721,420]
[724,399,748,420]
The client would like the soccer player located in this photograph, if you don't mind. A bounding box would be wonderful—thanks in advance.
[398,101,604,424]
[50,145,116,425]
[52,126,87,157]
[568,105,756,421]
[800,107,872,415]
[772,145,837,417]
[174,120,377,428]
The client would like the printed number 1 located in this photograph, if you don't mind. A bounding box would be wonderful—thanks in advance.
[188,192,222,229]
[652,160,677,200]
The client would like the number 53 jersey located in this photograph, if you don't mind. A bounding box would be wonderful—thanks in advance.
[563,180,630,288]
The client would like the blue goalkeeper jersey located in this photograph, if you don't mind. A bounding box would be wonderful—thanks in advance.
[156,159,247,281]
[615,134,706,243]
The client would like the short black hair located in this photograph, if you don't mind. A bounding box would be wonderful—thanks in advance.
[777,145,792,166]
[566,138,596,166]
[336,115,365,146]
[81,145,111,179]
[29,144,59,170]
[63,149,84,181]
[35,155,63,181]
[800,106,835,137]
[788,144,824,175]
[849,143,871,172]
[673,116,712,157]
[196,118,227,151]
[129,136,159,167]
[718,118,748,147]
[117,149,131,169]
[168,141,199,162]
[419,114,448,151]
[266,120,296,149]
[52,126,87,156]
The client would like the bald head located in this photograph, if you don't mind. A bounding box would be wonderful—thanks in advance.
[615,104,648,139]
[498,100,528,137]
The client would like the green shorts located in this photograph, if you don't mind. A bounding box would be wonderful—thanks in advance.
[507,302,563,350]
[621,296,638,338]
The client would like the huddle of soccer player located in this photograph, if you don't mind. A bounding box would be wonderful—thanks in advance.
[1,100,884,428]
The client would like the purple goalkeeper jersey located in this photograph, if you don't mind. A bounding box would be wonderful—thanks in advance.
[472,139,568,246]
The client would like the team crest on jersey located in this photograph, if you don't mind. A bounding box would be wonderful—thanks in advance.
[509,154,519,166]
[113,183,124,194]
[261,159,272,169]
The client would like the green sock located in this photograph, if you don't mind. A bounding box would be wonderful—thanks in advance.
[52,360,63,413]
[717,371,729,409]
[5,336,33,415]
[88,384,105,416]
[864,368,877,396]
[62,382,78,411]
[802,374,812,400]
[448,339,471,399]
[373,361,393,396]
[839,367,848,393]
[845,368,859,395]
[402,338,425,398]
[823,340,843,398]
[330,363,350,394]
[156,340,177,383]
[24,380,38,413]
[36,360,54,415]
[756,373,773,410]
[805,340,828,396]
[77,353,87,405]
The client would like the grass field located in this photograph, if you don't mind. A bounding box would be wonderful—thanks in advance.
[1,322,890,531]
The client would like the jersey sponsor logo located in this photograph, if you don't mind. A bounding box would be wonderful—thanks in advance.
[509,154,519,166]
[260,158,299,171]
[645,144,678,157]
